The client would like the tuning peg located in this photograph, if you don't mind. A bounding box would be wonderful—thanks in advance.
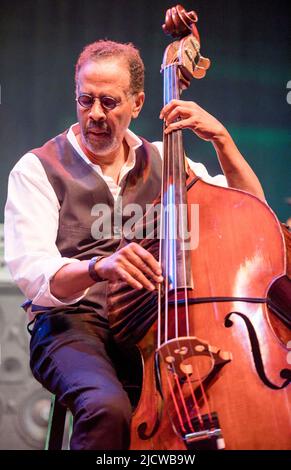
[193,66,207,79]
[192,53,211,79]
[196,56,211,70]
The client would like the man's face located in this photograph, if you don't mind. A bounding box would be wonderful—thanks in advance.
[76,58,144,158]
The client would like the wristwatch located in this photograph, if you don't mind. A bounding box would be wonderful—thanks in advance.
[88,255,105,282]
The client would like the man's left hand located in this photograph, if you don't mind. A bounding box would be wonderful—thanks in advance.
[160,99,226,143]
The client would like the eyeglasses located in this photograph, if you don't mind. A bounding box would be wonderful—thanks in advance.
[76,93,121,111]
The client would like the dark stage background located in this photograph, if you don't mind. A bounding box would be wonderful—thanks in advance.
[0,0,290,450]
[0,0,290,222]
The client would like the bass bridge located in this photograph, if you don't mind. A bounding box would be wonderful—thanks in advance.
[156,336,231,449]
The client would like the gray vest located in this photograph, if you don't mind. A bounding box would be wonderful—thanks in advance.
[30,128,162,319]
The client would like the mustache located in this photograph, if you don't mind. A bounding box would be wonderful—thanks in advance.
[87,121,110,134]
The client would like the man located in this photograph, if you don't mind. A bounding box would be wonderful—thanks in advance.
[4,40,265,450]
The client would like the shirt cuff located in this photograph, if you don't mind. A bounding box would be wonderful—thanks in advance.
[32,258,89,307]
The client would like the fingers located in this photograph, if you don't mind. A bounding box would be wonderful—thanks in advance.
[114,265,149,291]
[119,243,163,291]
[98,242,163,291]
[119,263,156,291]
[129,243,162,276]
[163,106,189,126]
[160,99,196,121]
[160,100,198,134]
[159,99,222,140]
[123,246,163,283]
[164,117,194,134]
[160,99,180,119]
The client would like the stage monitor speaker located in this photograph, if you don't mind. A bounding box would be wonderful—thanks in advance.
[0,281,51,449]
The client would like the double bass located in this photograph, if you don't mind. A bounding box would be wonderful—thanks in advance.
[108,4,291,450]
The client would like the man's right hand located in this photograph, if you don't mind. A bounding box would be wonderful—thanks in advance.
[95,242,163,291]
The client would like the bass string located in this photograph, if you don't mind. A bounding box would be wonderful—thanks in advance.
[160,63,213,434]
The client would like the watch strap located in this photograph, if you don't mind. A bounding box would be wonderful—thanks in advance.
[88,255,105,282]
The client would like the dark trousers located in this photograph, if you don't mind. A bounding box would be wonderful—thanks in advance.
[29,311,132,450]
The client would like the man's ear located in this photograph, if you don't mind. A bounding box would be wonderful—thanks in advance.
[131,92,145,118]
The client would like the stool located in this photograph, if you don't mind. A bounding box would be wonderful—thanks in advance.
[45,395,73,450]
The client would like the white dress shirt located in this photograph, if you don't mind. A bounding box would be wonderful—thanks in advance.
[4,124,227,312]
